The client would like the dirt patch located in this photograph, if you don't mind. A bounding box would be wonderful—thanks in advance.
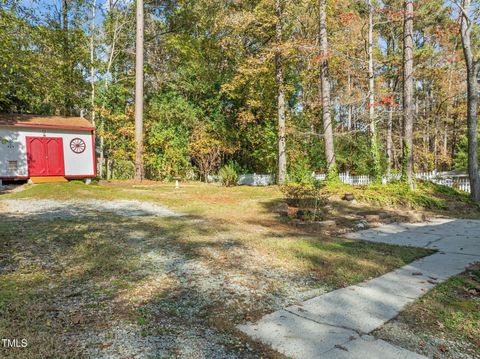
[279,197,430,236]
[1,199,181,219]
[100,179,200,188]
[195,194,241,204]
[100,179,165,186]
[0,183,28,195]
[375,322,477,359]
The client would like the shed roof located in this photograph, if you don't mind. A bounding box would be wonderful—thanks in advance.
[0,113,95,130]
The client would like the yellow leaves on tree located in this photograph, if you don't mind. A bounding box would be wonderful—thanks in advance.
[188,126,234,181]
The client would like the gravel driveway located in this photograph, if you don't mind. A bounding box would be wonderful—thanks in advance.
[1,198,181,219]
[0,198,321,358]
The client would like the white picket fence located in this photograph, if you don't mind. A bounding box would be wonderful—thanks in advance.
[208,170,472,193]
[415,171,471,193]
[206,175,220,183]
[237,173,275,186]
[207,173,275,186]
[313,173,372,185]
[314,171,472,193]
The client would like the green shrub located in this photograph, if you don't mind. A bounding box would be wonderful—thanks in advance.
[219,163,239,186]
[322,180,452,209]
[288,157,315,185]
[280,182,328,220]
[112,160,135,180]
[144,93,198,180]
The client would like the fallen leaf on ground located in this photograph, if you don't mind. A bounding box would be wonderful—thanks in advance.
[334,344,348,352]
[71,314,87,325]
[438,344,449,353]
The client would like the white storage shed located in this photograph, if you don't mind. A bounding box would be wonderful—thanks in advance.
[0,114,96,181]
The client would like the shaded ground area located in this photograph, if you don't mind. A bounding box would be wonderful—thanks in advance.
[349,220,480,359]
[1,198,181,219]
[265,180,480,236]
[239,219,480,359]
[0,182,431,358]
[322,181,480,221]
[375,264,480,359]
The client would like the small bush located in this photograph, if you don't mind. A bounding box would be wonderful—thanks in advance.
[219,163,239,186]
[280,181,328,220]
[112,160,135,180]
[288,157,315,185]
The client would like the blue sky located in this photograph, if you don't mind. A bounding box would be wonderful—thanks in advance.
[18,0,109,27]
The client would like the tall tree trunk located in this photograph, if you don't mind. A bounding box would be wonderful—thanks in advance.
[458,0,480,200]
[275,0,286,184]
[319,0,336,177]
[442,38,457,170]
[347,72,352,131]
[367,0,381,180]
[401,0,414,186]
[393,138,398,170]
[386,81,394,177]
[386,37,396,176]
[90,1,96,124]
[442,90,451,170]
[134,0,144,180]
[99,14,121,178]
[62,0,71,116]
[433,117,438,170]
[451,113,457,161]
[443,123,448,165]
[90,0,97,175]
[426,90,432,169]
[427,83,438,170]
[423,127,428,171]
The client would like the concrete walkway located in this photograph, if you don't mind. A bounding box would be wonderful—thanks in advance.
[238,218,480,359]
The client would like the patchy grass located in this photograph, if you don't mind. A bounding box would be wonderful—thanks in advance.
[256,237,427,287]
[322,180,479,213]
[0,181,434,357]
[375,264,480,358]
[3,180,282,219]
[409,264,480,346]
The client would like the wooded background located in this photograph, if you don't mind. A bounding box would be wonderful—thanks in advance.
[1,0,479,192]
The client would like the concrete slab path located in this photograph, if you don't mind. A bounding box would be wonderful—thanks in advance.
[238,218,480,359]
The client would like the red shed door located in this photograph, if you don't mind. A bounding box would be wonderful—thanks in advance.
[27,137,65,176]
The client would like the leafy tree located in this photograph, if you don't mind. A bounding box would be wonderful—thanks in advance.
[144,93,200,179]
[1,0,477,193]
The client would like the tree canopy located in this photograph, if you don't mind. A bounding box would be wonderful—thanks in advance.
[1,0,479,186]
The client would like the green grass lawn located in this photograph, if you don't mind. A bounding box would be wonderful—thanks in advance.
[375,264,480,358]
[411,264,480,350]
[0,181,434,358]
[323,180,480,214]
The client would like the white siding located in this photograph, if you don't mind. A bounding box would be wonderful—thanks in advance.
[0,126,95,178]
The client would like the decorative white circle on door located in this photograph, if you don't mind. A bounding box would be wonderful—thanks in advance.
[70,138,86,154]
